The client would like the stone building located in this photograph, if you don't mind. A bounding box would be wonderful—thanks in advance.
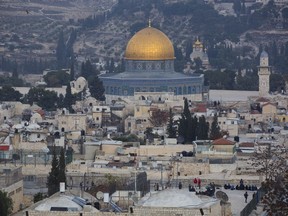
[0,165,24,213]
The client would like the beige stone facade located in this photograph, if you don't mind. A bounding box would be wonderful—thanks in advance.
[57,113,87,133]
[0,166,24,213]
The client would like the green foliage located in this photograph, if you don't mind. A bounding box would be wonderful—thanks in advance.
[209,114,222,140]
[81,60,97,80]
[23,87,58,111]
[178,99,196,143]
[56,31,66,69]
[174,44,185,72]
[167,108,177,138]
[0,75,25,87]
[63,83,75,111]
[204,70,235,90]
[0,190,13,216]
[197,116,209,140]
[270,73,285,92]
[233,0,242,15]
[33,192,45,203]
[43,70,70,87]
[113,134,144,144]
[88,75,105,101]
[58,147,66,186]
[0,86,22,101]
[47,147,66,197]
[70,62,75,81]
[47,147,59,196]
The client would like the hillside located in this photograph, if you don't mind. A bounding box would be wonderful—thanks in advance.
[0,0,288,75]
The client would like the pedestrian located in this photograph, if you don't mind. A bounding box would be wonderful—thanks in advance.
[156,183,159,191]
[178,182,182,189]
[244,192,248,203]
[198,178,201,189]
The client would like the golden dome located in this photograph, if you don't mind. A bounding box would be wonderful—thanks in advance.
[193,39,203,48]
[125,26,175,61]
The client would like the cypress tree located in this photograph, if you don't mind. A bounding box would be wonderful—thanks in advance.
[88,75,105,101]
[209,114,222,140]
[58,147,66,186]
[56,31,66,69]
[47,147,59,196]
[0,191,13,216]
[70,55,75,81]
[178,99,198,143]
[64,83,73,112]
[197,115,209,140]
[167,108,176,138]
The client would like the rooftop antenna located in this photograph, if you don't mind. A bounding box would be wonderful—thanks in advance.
[148,19,151,27]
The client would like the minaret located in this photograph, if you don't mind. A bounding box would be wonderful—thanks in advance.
[258,51,271,97]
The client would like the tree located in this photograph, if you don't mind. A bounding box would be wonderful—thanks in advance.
[63,83,74,111]
[58,147,66,186]
[33,192,44,203]
[37,90,58,111]
[23,87,57,109]
[70,61,75,81]
[0,86,22,101]
[209,114,221,140]
[178,98,197,143]
[149,109,169,127]
[0,190,13,216]
[43,70,70,87]
[12,66,18,78]
[197,115,209,140]
[167,108,177,138]
[144,127,154,144]
[81,60,96,79]
[56,31,66,69]
[233,0,241,15]
[251,145,288,214]
[88,75,105,101]
[47,147,59,196]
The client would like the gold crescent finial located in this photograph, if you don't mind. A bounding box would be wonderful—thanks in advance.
[148,19,151,27]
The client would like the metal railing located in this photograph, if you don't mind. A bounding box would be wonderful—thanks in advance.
[240,187,267,216]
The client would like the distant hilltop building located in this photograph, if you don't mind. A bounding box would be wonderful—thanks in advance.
[258,51,271,97]
[190,38,210,69]
[100,22,208,103]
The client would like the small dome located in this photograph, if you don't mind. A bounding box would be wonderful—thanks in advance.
[260,51,268,58]
[125,26,175,61]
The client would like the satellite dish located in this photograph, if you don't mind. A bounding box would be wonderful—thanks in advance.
[216,191,229,204]
[96,191,104,200]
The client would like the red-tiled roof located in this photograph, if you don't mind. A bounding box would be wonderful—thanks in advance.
[212,138,235,145]
[239,142,254,148]
[192,103,207,113]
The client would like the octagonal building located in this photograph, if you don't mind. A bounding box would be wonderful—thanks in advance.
[100,24,207,103]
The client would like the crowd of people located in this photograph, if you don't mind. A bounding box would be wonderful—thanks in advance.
[224,179,258,191]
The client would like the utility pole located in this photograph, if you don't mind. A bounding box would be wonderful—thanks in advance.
[176,160,179,187]
[160,163,163,190]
